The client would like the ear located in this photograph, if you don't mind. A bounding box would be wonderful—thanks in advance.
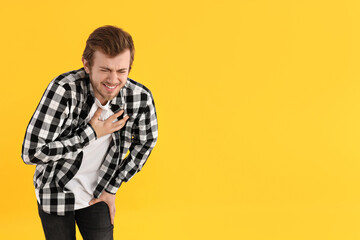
[82,56,90,73]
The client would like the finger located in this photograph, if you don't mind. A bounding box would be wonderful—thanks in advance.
[92,107,103,120]
[113,116,129,130]
[113,122,125,132]
[108,110,124,121]
[116,115,129,124]
[110,213,114,225]
[89,198,100,205]
[110,207,115,225]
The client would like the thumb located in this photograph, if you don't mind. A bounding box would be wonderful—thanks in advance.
[92,107,103,120]
[89,198,99,205]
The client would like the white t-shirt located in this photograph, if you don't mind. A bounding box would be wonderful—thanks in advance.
[36,98,114,210]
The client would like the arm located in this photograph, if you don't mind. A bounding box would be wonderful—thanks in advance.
[21,80,97,165]
[105,92,158,194]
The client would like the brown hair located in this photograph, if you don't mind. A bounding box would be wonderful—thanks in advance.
[82,25,135,71]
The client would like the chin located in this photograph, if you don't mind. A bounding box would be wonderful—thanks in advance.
[107,94,119,101]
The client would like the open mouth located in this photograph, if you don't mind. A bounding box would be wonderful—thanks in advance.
[103,83,118,90]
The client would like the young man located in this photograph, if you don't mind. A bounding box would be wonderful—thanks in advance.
[21,25,158,240]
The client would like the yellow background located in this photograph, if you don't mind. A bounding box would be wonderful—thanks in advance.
[1,0,360,239]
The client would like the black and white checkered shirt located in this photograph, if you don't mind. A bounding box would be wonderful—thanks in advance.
[21,67,158,215]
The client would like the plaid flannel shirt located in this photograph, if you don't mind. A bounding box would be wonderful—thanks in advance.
[21,67,158,215]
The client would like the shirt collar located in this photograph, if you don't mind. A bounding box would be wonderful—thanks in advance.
[95,97,110,110]
[83,68,96,99]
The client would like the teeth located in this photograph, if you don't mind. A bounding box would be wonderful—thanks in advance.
[104,84,116,89]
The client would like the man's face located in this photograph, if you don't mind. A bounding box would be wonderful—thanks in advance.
[82,49,131,105]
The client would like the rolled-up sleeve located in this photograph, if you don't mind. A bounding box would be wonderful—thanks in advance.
[21,80,96,165]
[105,91,158,194]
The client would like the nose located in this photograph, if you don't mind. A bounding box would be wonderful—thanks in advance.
[109,71,118,82]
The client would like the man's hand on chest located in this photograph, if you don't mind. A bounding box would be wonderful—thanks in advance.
[89,108,129,138]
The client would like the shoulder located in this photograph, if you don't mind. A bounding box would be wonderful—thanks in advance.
[52,67,88,88]
[45,68,89,100]
[125,78,155,102]
[124,79,157,119]
[41,68,88,105]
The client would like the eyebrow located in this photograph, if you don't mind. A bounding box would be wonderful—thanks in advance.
[99,66,128,71]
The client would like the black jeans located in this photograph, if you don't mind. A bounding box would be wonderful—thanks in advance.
[37,201,113,240]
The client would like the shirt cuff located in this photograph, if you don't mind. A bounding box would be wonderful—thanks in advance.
[77,123,97,147]
[105,180,123,194]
